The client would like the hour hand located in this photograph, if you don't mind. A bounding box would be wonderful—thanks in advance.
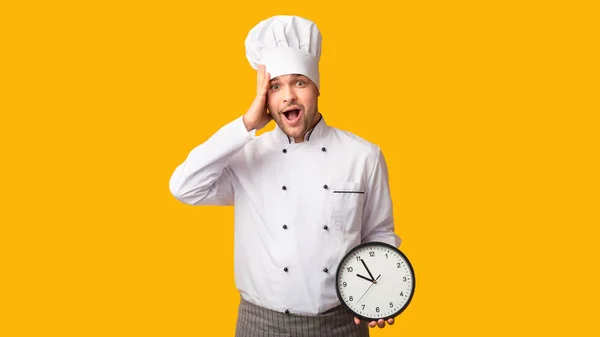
[356,274,374,283]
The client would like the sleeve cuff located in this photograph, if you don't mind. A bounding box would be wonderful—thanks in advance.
[235,115,256,139]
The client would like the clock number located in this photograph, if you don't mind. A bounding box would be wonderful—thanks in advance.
[397,262,402,268]
[349,296,353,302]
[356,256,361,261]
[369,251,375,257]
[343,282,347,287]
[400,292,404,297]
[389,302,394,308]
[385,253,388,259]
[376,307,380,313]
[347,267,353,272]
[403,276,407,282]
[361,305,365,310]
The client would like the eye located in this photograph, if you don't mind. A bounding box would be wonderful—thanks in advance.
[270,84,280,90]
[296,80,305,86]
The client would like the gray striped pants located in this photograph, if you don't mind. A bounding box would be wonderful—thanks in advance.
[235,297,370,337]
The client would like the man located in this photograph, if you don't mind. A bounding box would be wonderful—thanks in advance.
[169,15,401,337]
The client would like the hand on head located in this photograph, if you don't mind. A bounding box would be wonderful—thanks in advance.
[243,64,273,132]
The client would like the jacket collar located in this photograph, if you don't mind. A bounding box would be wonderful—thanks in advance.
[273,113,328,144]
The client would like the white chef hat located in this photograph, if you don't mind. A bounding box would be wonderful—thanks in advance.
[245,15,322,92]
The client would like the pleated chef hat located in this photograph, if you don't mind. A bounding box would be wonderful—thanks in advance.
[245,15,322,92]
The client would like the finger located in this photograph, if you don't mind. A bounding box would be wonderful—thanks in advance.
[368,321,377,328]
[264,72,271,90]
[354,317,360,325]
[257,65,263,91]
[387,318,395,325]
[377,319,385,328]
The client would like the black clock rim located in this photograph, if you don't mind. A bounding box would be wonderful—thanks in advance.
[335,241,416,322]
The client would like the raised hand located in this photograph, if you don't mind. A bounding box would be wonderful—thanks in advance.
[243,64,273,131]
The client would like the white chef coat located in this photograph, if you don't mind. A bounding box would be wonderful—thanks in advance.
[169,114,401,315]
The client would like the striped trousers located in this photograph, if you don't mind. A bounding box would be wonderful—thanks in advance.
[235,297,370,337]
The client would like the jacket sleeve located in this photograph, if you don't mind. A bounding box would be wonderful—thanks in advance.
[361,147,402,247]
[169,116,255,206]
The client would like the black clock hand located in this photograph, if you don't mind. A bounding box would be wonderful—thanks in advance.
[357,274,374,283]
[361,259,376,281]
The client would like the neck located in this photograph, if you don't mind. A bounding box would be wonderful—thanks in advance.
[293,112,322,143]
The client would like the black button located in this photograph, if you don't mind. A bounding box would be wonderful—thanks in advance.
[321,147,326,152]
[322,267,328,273]
[323,184,328,189]
[282,149,287,153]
[285,309,290,314]
[323,225,328,230]
[282,186,287,190]
[284,267,289,272]
[283,224,288,229]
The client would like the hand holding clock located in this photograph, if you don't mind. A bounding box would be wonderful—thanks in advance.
[354,316,395,328]
[337,242,415,330]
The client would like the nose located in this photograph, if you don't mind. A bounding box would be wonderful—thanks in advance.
[283,86,297,104]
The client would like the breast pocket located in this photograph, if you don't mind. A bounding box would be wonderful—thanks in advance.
[331,182,365,232]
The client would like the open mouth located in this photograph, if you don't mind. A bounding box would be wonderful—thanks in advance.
[282,108,302,123]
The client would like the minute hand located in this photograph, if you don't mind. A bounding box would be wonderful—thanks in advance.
[361,259,376,281]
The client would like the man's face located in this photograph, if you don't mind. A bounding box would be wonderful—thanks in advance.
[266,74,320,142]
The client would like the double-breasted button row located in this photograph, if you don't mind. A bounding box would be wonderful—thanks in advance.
[282,266,328,273]
[280,224,328,230]
[279,141,330,290]
[282,185,331,190]
[281,147,327,153]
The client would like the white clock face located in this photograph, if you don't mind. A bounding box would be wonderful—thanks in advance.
[336,242,415,320]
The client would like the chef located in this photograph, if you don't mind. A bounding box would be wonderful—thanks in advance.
[169,15,401,337]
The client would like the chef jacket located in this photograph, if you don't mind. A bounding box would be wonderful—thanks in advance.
[169,114,401,315]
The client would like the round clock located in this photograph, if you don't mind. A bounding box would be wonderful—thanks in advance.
[335,242,415,321]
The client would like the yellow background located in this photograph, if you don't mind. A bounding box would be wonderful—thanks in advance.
[1,0,598,336]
